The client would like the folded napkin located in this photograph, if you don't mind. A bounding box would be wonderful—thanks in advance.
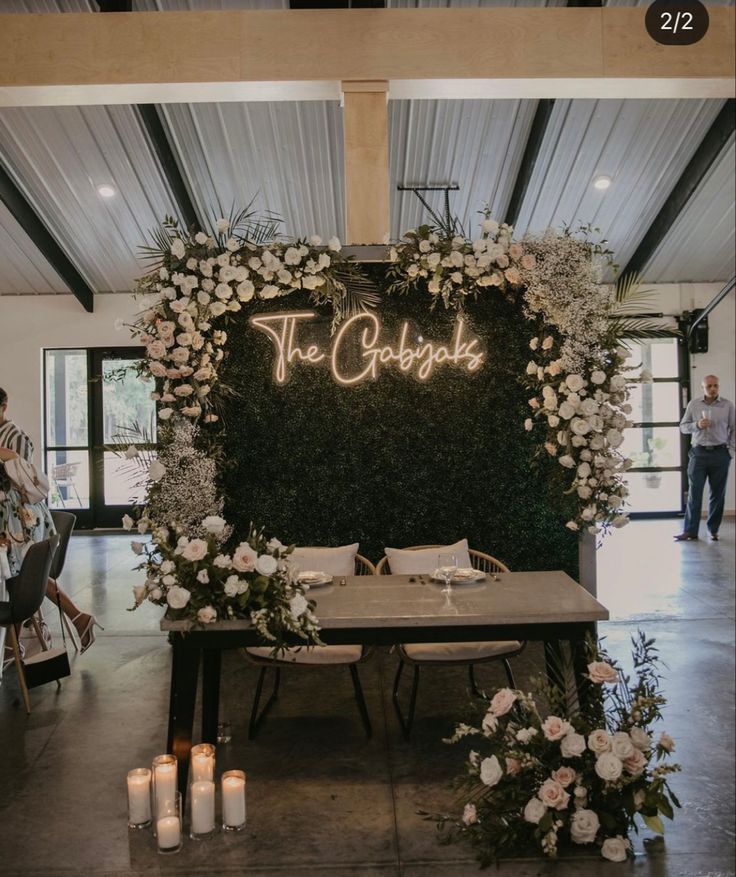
[298,570,328,582]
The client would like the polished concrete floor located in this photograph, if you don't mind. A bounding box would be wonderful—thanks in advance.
[1,520,734,876]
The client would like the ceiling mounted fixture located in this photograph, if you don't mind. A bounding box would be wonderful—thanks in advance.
[593,175,612,190]
[97,184,116,198]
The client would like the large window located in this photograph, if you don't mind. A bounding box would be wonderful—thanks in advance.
[44,348,155,528]
[620,338,684,515]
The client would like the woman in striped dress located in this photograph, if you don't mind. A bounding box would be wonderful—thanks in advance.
[0,387,100,652]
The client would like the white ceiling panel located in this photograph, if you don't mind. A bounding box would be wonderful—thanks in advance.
[390,98,537,238]
[645,135,735,284]
[161,101,345,242]
[512,98,728,279]
[0,200,66,294]
[0,105,183,293]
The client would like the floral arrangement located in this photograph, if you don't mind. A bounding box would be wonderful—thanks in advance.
[130,516,321,647]
[428,633,680,866]
[387,214,533,311]
[131,213,365,421]
[519,232,634,535]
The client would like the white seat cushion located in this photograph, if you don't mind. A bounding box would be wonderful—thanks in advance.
[402,640,521,662]
[384,539,472,574]
[291,543,359,577]
[246,644,363,664]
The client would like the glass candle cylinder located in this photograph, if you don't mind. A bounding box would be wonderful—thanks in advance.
[189,780,216,839]
[156,791,182,855]
[221,770,246,831]
[190,743,216,783]
[151,754,178,821]
[126,768,152,829]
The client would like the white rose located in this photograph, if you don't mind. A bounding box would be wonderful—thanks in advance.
[194,231,208,244]
[558,401,577,420]
[524,797,547,824]
[606,428,624,448]
[202,515,227,535]
[601,836,630,862]
[289,593,309,619]
[166,585,191,609]
[216,218,229,233]
[658,732,675,753]
[542,715,571,741]
[479,755,503,787]
[588,729,612,754]
[481,218,499,235]
[231,542,257,573]
[170,238,186,259]
[560,732,586,758]
[570,808,600,844]
[489,687,517,717]
[566,374,585,392]
[196,569,209,584]
[181,538,208,562]
[197,605,217,624]
[538,778,570,810]
[595,752,623,782]
[158,408,174,421]
[327,236,341,252]
[590,370,607,385]
[148,460,166,482]
[587,661,618,684]
[547,415,560,428]
[559,455,575,469]
[516,726,538,745]
[122,514,134,531]
[213,554,231,569]
[224,575,240,597]
[461,803,478,825]
[611,732,635,760]
[255,554,278,576]
[629,726,651,751]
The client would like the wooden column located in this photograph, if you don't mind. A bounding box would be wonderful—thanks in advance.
[342,80,390,246]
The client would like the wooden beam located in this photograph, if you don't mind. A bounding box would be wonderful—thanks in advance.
[342,81,389,245]
[0,9,732,106]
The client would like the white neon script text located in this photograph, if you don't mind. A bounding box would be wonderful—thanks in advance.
[250,311,485,385]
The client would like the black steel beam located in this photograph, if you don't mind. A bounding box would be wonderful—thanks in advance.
[622,99,735,280]
[0,162,95,312]
[504,98,556,228]
[136,105,200,233]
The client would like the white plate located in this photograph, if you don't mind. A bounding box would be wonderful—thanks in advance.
[297,571,333,588]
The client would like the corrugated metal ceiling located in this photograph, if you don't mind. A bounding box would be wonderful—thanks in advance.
[0,2,733,298]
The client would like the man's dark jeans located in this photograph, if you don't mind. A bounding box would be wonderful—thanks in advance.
[683,445,732,536]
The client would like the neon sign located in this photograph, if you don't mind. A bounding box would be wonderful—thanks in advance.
[249,311,485,385]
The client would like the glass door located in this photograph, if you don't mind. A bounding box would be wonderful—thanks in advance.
[44,347,155,528]
[620,337,684,515]
[91,349,157,528]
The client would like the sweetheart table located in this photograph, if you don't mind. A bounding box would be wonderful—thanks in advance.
[162,571,608,799]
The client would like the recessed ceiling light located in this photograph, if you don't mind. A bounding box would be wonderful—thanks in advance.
[593,175,612,191]
[97,184,116,198]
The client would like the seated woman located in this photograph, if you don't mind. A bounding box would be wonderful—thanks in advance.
[0,386,100,652]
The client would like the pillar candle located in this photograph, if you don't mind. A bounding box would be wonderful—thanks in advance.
[152,756,177,818]
[190,743,215,783]
[126,769,151,826]
[156,816,181,850]
[221,770,246,828]
[190,780,216,835]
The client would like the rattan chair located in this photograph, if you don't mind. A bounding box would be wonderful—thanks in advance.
[377,545,525,738]
[244,553,376,739]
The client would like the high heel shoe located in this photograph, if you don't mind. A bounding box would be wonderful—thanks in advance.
[71,613,104,654]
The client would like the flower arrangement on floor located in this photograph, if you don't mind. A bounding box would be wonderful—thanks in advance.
[428,633,680,866]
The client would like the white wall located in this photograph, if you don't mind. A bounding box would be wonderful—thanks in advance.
[0,285,734,514]
[0,293,141,459]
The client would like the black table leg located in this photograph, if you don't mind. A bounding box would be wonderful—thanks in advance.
[167,634,201,802]
[570,622,602,720]
[201,648,221,744]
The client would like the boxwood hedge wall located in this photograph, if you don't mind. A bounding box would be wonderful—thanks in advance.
[219,277,578,575]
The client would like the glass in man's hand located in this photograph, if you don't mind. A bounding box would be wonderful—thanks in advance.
[437,552,458,593]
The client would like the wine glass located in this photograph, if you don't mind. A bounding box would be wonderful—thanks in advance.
[437,551,458,593]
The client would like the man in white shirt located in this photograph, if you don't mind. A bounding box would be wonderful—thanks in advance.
[676,374,735,541]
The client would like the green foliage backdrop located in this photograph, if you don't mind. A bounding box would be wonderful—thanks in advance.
[219,276,578,574]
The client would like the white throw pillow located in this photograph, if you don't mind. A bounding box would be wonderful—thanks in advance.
[384,539,472,574]
[290,543,359,577]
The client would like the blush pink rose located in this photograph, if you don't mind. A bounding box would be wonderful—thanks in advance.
[537,779,570,811]
[181,538,208,562]
[551,766,576,788]
[231,542,258,572]
[542,715,571,741]
[623,748,647,777]
[489,688,517,717]
[587,661,619,684]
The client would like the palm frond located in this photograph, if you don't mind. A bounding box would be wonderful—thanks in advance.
[608,273,680,342]
[335,268,382,317]
[209,199,283,245]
